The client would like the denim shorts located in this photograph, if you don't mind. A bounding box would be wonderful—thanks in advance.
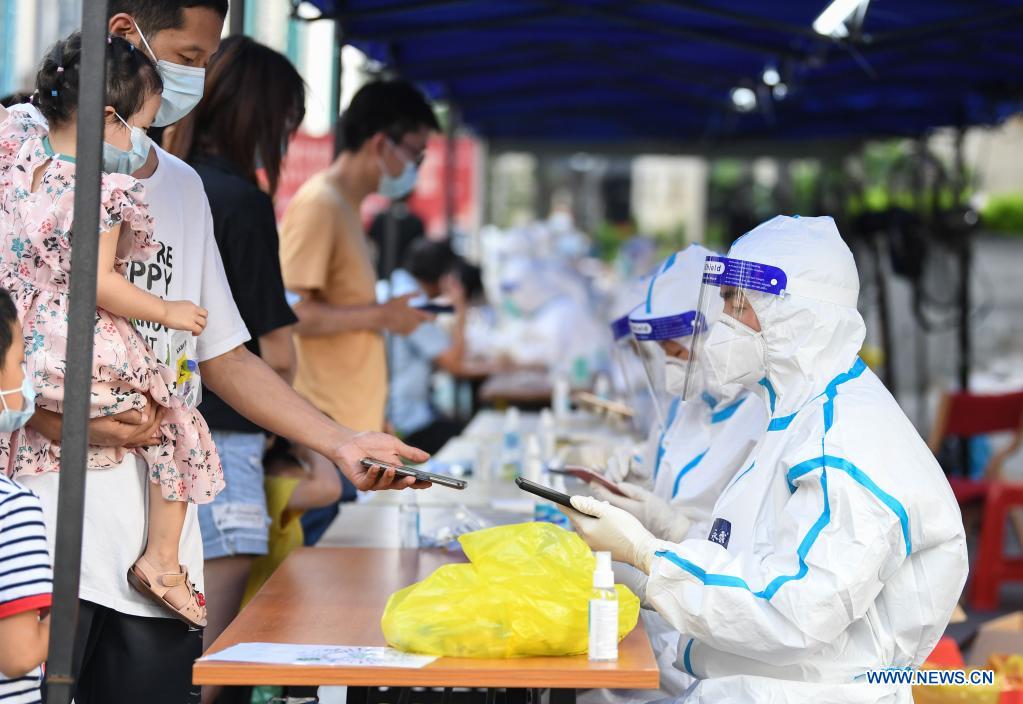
[198,430,270,559]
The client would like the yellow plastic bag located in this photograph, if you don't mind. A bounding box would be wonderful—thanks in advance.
[381,522,640,658]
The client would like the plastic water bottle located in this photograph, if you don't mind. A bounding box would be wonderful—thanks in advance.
[501,407,522,478]
[399,492,420,549]
[593,372,612,400]
[589,551,619,662]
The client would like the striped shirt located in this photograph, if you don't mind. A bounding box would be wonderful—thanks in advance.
[0,472,52,704]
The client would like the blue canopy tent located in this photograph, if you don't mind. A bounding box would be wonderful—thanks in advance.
[295,0,1023,410]
[297,0,1023,149]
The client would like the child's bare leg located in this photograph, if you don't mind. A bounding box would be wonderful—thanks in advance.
[142,482,190,610]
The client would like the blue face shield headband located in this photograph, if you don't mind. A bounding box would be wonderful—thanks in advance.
[702,256,788,296]
[629,310,705,342]
[702,255,858,307]
[610,315,632,342]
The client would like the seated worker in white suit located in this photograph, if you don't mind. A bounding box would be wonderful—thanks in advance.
[584,244,767,703]
[567,216,968,704]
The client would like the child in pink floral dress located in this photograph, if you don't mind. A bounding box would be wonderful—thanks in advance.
[0,34,220,627]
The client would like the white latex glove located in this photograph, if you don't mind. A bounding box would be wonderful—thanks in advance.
[591,482,691,543]
[563,495,660,574]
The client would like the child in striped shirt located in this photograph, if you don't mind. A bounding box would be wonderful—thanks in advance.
[0,287,51,703]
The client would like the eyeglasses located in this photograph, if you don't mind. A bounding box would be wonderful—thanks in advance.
[389,138,426,168]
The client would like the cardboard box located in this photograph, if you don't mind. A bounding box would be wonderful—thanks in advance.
[968,612,1023,668]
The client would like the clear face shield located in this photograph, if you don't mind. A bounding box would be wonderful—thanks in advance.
[682,255,787,401]
[608,315,635,395]
[629,308,704,432]
[634,338,668,429]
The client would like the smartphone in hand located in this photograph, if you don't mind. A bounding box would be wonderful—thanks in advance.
[515,477,574,509]
[359,458,467,490]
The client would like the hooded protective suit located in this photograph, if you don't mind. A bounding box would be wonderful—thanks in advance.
[640,216,968,703]
[590,246,767,704]
[628,246,766,536]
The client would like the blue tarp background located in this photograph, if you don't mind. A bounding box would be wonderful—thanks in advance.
[301,0,1023,143]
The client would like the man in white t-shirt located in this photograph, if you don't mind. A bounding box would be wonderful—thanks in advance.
[11,3,428,703]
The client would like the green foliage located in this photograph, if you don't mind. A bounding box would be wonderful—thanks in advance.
[981,194,1023,235]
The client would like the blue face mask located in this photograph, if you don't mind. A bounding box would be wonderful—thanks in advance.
[378,140,419,200]
[133,20,205,127]
[102,112,152,175]
[0,367,36,433]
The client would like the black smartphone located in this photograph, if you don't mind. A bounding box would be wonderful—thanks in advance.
[359,458,467,490]
[413,302,456,315]
[515,477,574,509]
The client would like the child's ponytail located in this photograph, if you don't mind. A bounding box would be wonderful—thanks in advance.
[35,34,81,125]
[35,33,163,128]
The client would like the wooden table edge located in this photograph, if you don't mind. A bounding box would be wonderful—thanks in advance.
[193,662,660,689]
[193,628,660,689]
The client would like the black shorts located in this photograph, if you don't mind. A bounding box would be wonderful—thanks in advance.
[44,600,202,704]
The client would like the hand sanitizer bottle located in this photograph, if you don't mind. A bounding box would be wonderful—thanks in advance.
[588,551,619,662]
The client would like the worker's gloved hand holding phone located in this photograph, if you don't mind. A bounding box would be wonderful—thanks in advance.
[562,495,661,575]
[590,482,692,543]
[515,478,665,575]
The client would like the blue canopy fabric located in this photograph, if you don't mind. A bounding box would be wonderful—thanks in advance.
[301,0,1023,145]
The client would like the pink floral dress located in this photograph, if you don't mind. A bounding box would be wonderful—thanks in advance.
[0,112,223,504]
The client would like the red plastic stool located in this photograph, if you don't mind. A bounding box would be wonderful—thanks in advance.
[971,482,1023,611]
[948,476,990,505]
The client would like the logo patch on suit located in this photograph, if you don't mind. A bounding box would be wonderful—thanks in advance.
[708,518,732,548]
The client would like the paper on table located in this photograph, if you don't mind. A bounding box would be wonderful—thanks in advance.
[199,643,437,668]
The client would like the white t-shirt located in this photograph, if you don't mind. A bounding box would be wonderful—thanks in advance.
[17,129,250,617]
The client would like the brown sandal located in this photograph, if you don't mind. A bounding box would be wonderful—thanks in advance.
[127,557,207,629]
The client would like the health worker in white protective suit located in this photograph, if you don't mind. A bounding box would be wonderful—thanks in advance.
[498,257,608,380]
[567,216,968,704]
[617,246,766,536]
[586,245,767,703]
[607,272,666,436]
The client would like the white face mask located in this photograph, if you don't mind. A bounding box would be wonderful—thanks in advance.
[133,20,205,127]
[663,356,688,396]
[703,315,767,390]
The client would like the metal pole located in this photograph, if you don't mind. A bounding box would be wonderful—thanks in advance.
[444,104,459,238]
[230,0,245,35]
[46,1,108,701]
[954,129,971,393]
[331,19,346,156]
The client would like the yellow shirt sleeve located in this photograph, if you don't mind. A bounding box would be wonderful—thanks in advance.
[279,180,338,294]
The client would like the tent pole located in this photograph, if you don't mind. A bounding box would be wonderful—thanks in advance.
[445,103,459,238]
[332,19,346,156]
[230,0,245,35]
[956,128,971,393]
[45,1,109,702]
